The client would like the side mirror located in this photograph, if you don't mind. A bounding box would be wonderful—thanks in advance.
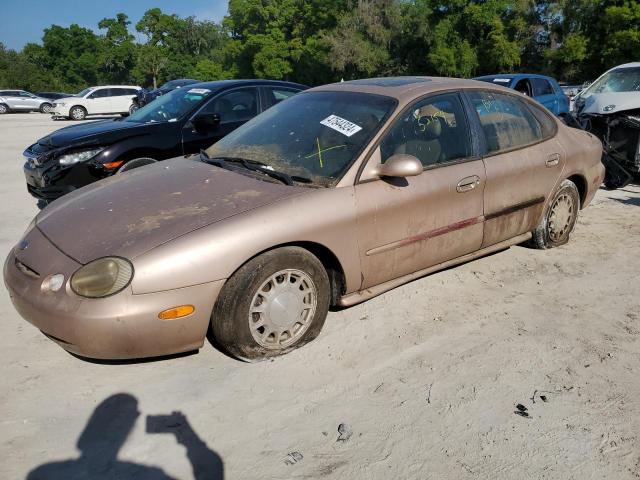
[192,113,220,132]
[376,154,423,178]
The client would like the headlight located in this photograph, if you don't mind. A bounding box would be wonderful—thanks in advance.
[603,104,616,112]
[58,148,103,166]
[71,257,133,298]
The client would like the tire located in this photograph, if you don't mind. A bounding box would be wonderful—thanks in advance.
[529,179,580,249]
[69,106,87,121]
[0,103,8,114]
[129,103,138,115]
[40,103,52,114]
[116,158,157,174]
[211,247,330,361]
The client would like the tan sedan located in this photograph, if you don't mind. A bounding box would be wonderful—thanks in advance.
[4,77,605,361]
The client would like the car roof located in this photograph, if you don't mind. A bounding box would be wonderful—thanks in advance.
[308,76,510,103]
[89,85,141,89]
[474,73,557,81]
[186,79,309,91]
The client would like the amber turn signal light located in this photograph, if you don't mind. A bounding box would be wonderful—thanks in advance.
[158,305,195,320]
[103,160,125,169]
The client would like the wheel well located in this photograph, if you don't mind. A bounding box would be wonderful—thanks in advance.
[71,105,86,112]
[567,174,586,208]
[239,241,346,306]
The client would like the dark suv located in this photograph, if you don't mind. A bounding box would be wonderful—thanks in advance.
[23,80,307,204]
[133,78,199,111]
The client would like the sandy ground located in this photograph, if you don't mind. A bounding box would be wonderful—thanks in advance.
[0,113,639,480]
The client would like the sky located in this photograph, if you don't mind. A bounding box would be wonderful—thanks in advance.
[0,0,229,50]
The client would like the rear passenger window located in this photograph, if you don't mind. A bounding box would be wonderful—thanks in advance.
[532,78,554,96]
[380,93,472,167]
[468,91,543,153]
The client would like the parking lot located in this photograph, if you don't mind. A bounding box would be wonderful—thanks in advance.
[1,113,639,479]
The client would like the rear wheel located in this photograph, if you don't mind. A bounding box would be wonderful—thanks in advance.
[70,106,87,120]
[211,247,330,361]
[0,104,8,114]
[530,179,580,249]
[40,103,52,114]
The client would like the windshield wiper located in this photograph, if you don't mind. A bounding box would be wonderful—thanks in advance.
[200,150,307,185]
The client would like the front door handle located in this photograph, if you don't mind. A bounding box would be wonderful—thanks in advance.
[546,153,560,167]
[456,175,480,193]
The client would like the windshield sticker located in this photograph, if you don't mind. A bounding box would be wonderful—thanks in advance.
[187,88,211,95]
[492,78,511,83]
[320,115,362,137]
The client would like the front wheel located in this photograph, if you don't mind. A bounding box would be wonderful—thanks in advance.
[0,103,8,114]
[70,106,87,120]
[129,103,138,115]
[40,103,52,114]
[530,179,580,249]
[211,247,330,361]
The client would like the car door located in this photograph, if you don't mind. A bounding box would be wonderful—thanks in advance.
[531,77,558,114]
[85,88,112,114]
[181,87,260,155]
[108,88,137,113]
[465,90,565,247]
[354,92,485,289]
[18,91,40,110]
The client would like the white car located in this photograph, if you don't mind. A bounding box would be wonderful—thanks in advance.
[51,85,142,120]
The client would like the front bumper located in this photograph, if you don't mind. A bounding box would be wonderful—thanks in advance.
[23,152,110,201]
[4,226,225,359]
[50,105,71,118]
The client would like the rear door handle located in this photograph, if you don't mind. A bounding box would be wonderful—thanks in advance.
[456,175,480,193]
[546,153,560,167]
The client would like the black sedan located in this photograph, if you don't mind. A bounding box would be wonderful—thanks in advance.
[23,80,307,203]
[133,78,199,110]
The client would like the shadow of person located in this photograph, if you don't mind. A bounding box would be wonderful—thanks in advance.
[27,393,176,480]
[147,411,224,480]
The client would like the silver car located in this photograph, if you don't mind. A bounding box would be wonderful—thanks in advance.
[0,90,53,114]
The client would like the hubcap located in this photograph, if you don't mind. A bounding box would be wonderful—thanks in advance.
[548,193,574,242]
[0,105,6,113]
[42,104,51,113]
[72,108,84,119]
[249,269,317,349]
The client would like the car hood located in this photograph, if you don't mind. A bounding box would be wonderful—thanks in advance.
[577,91,640,115]
[36,157,306,263]
[35,119,152,149]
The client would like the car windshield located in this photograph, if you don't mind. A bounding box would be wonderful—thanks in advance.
[125,86,214,123]
[206,91,396,186]
[582,67,640,96]
[75,88,94,97]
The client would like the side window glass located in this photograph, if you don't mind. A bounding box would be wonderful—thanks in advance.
[513,79,532,97]
[89,89,109,99]
[200,88,258,123]
[267,88,298,107]
[468,91,543,153]
[380,93,471,167]
[532,78,554,96]
[525,101,556,139]
[19,91,34,97]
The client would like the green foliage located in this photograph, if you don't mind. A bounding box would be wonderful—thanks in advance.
[1,2,639,91]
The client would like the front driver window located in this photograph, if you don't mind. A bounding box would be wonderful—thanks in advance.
[200,88,258,124]
[380,93,472,167]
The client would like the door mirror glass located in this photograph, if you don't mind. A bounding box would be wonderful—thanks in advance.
[193,113,221,132]
[377,154,423,178]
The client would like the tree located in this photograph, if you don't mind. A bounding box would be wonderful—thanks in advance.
[136,44,168,88]
[98,13,136,84]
